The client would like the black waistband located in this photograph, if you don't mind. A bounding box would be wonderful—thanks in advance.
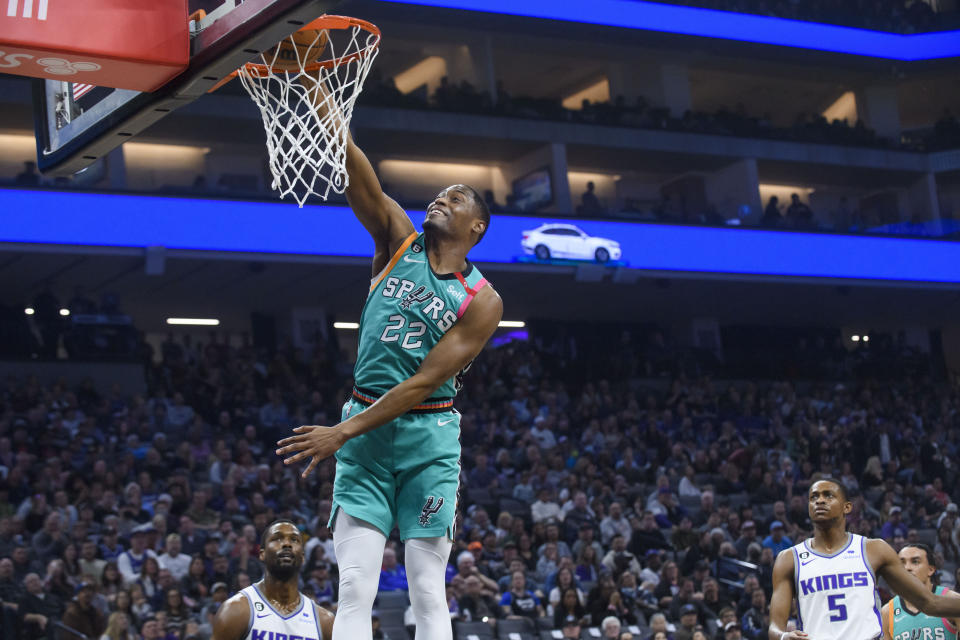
[351,387,455,414]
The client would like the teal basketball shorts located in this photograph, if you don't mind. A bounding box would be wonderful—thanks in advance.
[328,389,461,541]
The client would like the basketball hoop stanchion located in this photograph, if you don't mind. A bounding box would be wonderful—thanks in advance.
[221,15,380,207]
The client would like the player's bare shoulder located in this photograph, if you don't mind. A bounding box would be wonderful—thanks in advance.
[212,592,252,640]
[465,284,503,323]
[313,601,335,640]
[863,536,899,570]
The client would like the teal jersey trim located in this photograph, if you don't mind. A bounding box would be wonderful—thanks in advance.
[891,586,959,640]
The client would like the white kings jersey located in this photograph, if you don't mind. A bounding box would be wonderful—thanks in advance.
[792,533,882,640]
[239,584,325,640]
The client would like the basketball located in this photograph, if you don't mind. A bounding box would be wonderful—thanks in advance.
[264,28,328,71]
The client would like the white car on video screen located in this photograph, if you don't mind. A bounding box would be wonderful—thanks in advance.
[521,223,622,263]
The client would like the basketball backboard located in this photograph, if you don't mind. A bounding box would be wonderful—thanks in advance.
[33,0,338,176]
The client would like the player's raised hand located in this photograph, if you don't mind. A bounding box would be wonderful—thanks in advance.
[276,425,347,478]
[781,631,810,640]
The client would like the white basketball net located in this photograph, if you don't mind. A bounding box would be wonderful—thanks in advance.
[237,22,379,207]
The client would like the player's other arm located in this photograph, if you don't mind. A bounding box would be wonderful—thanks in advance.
[768,549,806,640]
[277,286,503,476]
[211,594,251,640]
[872,539,960,618]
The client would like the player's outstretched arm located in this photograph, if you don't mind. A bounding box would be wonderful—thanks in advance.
[768,549,807,640]
[871,539,960,618]
[301,75,413,269]
[276,286,502,477]
[211,594,251,640]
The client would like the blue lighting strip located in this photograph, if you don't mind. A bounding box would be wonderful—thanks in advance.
[380,0,960,61]
[1,189,959,283]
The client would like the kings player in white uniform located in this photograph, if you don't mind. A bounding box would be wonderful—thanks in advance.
[213,520,334,640]
[770,479,960,640]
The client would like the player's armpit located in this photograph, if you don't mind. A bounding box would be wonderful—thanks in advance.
[212,594,252,640]
[768,549,799,640]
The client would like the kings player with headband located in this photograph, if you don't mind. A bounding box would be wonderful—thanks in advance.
[275,104,503,637]
[212,520,334,640]
[769,479,960,640]
[882,543,960,640]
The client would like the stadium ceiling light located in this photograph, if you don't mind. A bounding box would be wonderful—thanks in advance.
[59,308,70,316]
[166,318,220,326]
[333,322,360,330]
[851,335,861,342]
[862,335,870,342]
[499,320,525,328]
[24,307,35,315]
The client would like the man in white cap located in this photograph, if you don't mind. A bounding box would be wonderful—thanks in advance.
[118,523,158,585]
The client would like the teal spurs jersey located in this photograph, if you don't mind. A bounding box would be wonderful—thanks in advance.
[353,232,489,401]
[889,586,958,640]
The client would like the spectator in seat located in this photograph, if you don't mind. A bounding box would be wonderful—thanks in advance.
[457,550,500,594]
[761,521,792,556]
[378,547,408,591]
[553,585,588,628]
[157,534,190,582]
[561,614,583,639]
[572,523,604,561]
[62,582,106,639]
[100,611,135,640]
[20,572,64,639]
[629,511,669,556]
[458,574,501,624]
[740,587,768,640]
[786,193,814,229]
[648,612,672,640]
[500,570,544,620]
[581,182,604,216]
[117,526,158,586]
[601,501,632,546]
[532,488,562,524]
[602,615,622,639]
[760,196,782,228]
[674,604,701,640]
[881,506,909,541]
[602,534,641,577]
[734,521,759,558]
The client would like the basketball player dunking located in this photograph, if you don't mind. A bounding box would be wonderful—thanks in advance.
[275,106,503,638]
[881,544,960,640]
[213,520,334,640]
[769,479,960,640]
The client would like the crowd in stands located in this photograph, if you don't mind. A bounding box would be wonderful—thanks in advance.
[0,320,958,639]
[361,73,903,151]
[646,0,957,33]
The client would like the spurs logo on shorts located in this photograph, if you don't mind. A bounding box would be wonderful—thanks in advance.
[419,496,444,526]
